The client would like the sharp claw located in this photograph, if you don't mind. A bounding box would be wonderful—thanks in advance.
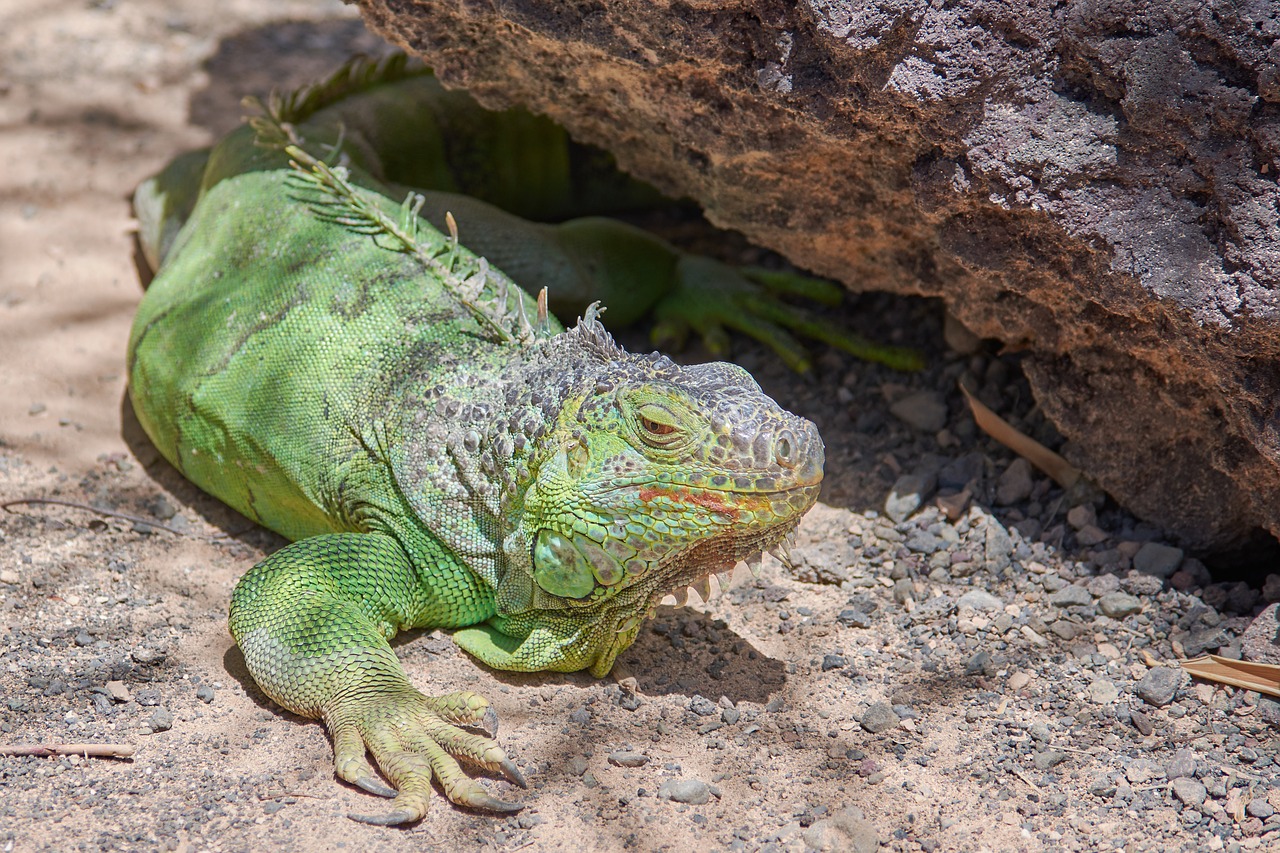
[347,808,421,826]
[479,706,499,738]
[354,776,399,799]
[500,756,528,789]
[467,792,525,813]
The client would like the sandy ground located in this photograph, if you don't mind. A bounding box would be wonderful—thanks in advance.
[3,3,1279,852]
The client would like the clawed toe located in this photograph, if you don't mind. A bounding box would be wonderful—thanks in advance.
[354,776,399,798]
[347,807,422,826]
[499,756,527,789]
[467,792,524,813]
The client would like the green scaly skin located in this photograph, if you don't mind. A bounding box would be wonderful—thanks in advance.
[127,56,833,825]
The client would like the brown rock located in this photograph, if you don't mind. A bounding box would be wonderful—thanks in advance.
[357,0,1280,553]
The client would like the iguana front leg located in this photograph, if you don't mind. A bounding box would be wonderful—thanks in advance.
[228,533,526,824]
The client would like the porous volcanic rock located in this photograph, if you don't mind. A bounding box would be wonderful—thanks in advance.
[356,0,1280,552]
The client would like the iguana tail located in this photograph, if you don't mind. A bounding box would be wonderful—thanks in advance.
[134,55,423,276]
[247,52,426,142]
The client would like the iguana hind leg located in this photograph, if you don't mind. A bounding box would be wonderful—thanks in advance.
[228,533,524,824]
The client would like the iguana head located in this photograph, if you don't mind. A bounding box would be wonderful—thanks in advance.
[449,314,823,677]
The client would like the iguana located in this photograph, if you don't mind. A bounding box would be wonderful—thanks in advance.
[127,56,897,825]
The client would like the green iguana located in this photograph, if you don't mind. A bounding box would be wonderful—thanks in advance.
[127,56,901,824]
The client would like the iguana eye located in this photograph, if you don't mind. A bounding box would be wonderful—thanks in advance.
[640,416,676,436]
[624,396,686,448]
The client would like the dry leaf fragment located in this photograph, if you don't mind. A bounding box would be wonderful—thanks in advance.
[1181,655,1280,698]
[959,384,1100,505]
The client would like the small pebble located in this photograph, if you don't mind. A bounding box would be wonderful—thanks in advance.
[1133,542,1184,578]
[889,391,948,433]
[1136,667,1184,707]
[1097,592,1142,618]
[801,805,881,853]
[657,778,710,805]
[1048,585,1092,608]
[1165,749,1198,780]
[607,751,649,768]
[1170,777,1207,807]
[1066,505,1096,530]
[1033,750,1067,770]
[1088,679,1120,704]
[885,471,936,523]
[995,458,1033,505]
[860,701,900,734]
[957,590,1003,613]
[965,651,995,676]
[146,708,174,733]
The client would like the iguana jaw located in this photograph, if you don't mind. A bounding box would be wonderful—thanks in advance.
[453,486,816,677]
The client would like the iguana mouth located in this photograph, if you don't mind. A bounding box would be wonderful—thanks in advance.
[531,479,820,602]
[653,512,806,599]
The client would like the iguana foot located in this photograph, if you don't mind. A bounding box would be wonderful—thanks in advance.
[651,255,924,373]
[327,686,526,825]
